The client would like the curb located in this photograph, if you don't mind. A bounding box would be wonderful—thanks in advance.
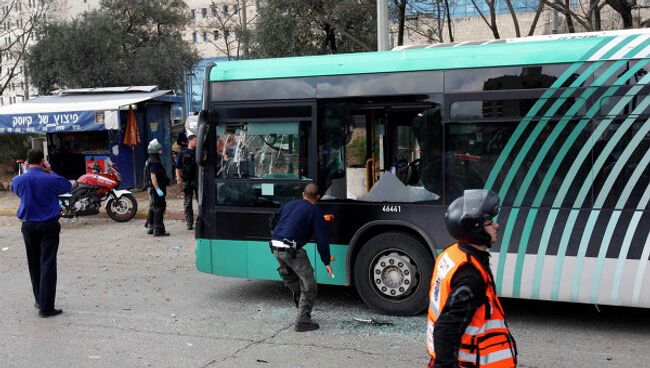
[0,208,185,220]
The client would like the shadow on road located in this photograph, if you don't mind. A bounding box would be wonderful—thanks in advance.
[502,297,650,332]
[209,278,650,328]
[208,278,363,308]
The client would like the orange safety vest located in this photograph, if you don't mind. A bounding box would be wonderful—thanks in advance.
[426,243,517,368]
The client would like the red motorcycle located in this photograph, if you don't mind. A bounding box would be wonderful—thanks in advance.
[58,160,138,222]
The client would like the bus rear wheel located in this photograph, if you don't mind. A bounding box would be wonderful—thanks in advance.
[353,231,434,316]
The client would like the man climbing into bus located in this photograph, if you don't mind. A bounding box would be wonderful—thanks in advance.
[270,183,333,332]
[426,189,517,368]
[176,134,198,230]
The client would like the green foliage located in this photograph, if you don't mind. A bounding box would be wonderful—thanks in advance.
[346,135,367,167]
[251,0,377,58]
[26,0,199,93]
[0,135,31,174]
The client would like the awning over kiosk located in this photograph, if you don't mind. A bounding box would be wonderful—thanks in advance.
[0,88,173,134]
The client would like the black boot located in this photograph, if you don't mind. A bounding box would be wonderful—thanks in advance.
[294,321,319,332]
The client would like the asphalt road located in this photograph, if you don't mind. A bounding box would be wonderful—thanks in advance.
[0,216,649,368]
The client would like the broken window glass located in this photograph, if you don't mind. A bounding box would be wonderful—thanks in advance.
[216,122,307,180]
[318,101,442,203]
[215,121,311,207]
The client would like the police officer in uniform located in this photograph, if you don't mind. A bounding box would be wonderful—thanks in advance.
[270,183,333,332]
[12,149,72,317]
[175,134,197,230]
[145,139,170,236]
[426,189,517,368]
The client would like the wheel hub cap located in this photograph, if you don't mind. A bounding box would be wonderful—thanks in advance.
[372,252,416,298]
[113,200,129,214]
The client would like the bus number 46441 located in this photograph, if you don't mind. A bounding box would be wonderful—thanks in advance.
[382,205,401,213]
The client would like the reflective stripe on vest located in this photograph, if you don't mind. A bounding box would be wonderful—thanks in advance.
[464,319,508,336]
[459,348,515,366]
[426,243,517,368]
[428,298,440,317]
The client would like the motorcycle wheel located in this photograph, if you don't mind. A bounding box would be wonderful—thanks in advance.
[106,194,138,222]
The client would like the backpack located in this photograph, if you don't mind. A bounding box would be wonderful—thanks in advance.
[142,160,152,189]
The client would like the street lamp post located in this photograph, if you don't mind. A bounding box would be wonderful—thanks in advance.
[377,0,389,51]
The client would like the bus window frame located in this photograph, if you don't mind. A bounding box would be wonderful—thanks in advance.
[210,100,318,203]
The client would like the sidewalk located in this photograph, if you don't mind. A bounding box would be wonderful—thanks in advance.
[0,185,191,220]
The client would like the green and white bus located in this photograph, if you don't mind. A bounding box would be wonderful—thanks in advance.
[192,29,650,315]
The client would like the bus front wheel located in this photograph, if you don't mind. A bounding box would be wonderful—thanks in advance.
[353,232,434,316]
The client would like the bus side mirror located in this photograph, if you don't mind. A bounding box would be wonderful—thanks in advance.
[195,109,210,167]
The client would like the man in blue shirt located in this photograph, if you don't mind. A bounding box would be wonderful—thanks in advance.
[270,183,332,332]
[12,149,72,317]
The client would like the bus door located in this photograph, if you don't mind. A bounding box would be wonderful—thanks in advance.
[319,100,443,202]
[370,103,444,200]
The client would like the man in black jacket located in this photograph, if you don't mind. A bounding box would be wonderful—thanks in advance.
[270,183,333,332]
[145,139,170,237]
[175,134,197,230]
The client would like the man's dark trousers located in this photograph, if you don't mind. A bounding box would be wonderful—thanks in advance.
[183,182,196,228]
[274,248,317,323]
[149,189,167,234]
[21,218,60,311]
[146,190,154,229]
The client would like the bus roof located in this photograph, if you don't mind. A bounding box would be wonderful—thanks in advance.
[210,29,650,82]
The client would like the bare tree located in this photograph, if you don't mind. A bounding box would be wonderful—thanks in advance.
[541,0,608,31]
[403,0,453,44]
[526,1,545,35]
[393,0,408,46]
[0,0,52,98]
[202,0,258,60]
[504,0,522,36]
[469,0,500,38]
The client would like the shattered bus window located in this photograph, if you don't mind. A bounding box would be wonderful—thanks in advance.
[319,100,443,203]
[216,122,306,180]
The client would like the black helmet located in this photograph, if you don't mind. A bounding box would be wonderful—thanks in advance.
[445,189,500,246]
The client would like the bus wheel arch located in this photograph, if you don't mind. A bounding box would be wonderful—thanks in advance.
[348,222,437,316]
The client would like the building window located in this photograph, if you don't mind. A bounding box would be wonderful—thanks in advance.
[192,32,198,43]
[223,5,229,15]
[212,6,217,17]
[203,31,209,42]
[409,0,576,19]
[201,8,207,18]
[224,30,230,39]
[213,30,219,40]
[234,4,240,14]
[191,9,196,20]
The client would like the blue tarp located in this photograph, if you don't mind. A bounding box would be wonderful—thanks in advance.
[0,110,108,134]
[0,89,172,134]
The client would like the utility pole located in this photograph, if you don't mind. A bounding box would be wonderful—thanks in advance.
[377,0,389,51]
[241,0,249,58]
[551,10,559,34]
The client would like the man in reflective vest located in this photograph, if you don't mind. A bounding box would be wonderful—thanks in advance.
[426,189,517,368]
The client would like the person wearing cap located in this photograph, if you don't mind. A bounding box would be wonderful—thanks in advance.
[175,134,198,230]
[12,149,72,318]
[270,183,333,332]
[145,139,170,236]
[426,189,517,368]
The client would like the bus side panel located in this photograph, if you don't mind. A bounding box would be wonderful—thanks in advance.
[247,240,283,281]
[196,238,213,273]
[211,239,249,278]
[308,243,348,285]
[201,239,349,286]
